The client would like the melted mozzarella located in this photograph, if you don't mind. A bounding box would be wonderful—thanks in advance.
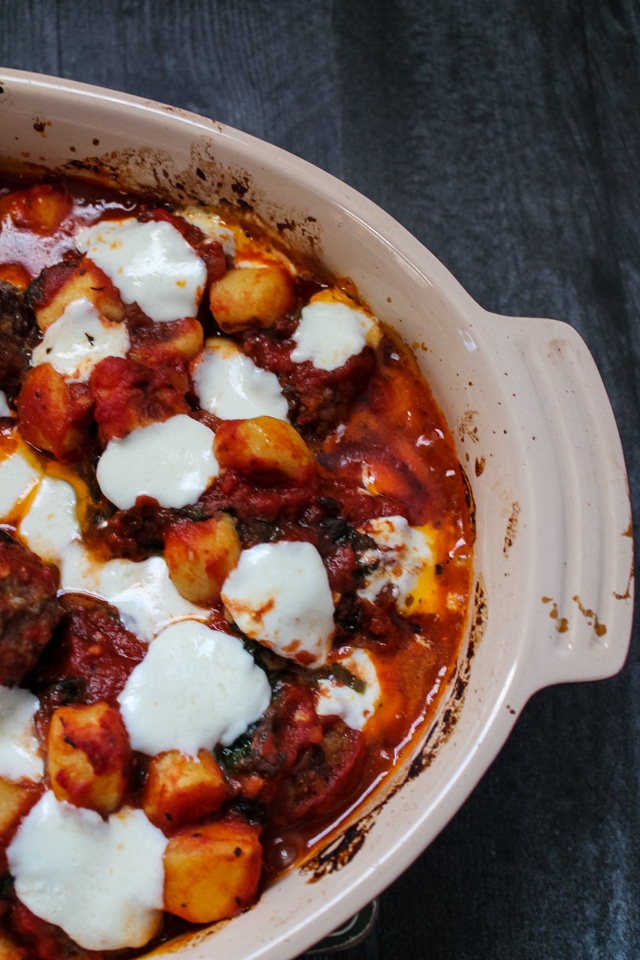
[0,452,203,643]
[316,648,381,731]
[19,476,81,563]
[0,391,11,417]
[358,515,439,615]
[31,297,130,382]
[291,296,379,371]
[7,793,167,951]
[118,621,271,755]
[0,686,43,782]
[97,414,218,510]
[193,337,288,420]
[179,208,236,256]
[0,446,203,643]
[0,446,41,520]
[76,218,206,323]
[61,544,205,642]
[221,540,335,666]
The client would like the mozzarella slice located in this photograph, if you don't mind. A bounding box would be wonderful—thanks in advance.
[192,337,288,420]
[221,540,335,666]
[19,476,81,564]
[96,414,218,510]
[316,648,381,731]
[31,297,130,382]
[76,218,206,323]
[291,295,379,371]
[8,793,167,951]
[6,462,203,643]
[0,686,43,782]
[358,515,439,615]
[117,621,271,755]
[61,544,205,643]
[0,447,41,520]
[179,208,236,256]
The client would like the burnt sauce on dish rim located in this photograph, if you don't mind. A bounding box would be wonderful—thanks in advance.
[0,175,473,958]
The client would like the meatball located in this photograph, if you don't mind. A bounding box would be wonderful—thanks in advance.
[0,281,40,406]
[0,534,62,687]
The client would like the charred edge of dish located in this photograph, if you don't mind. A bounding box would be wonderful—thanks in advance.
[43,147,219,209]
[1,146,326,275]
[460,465,476,542]
[457,409,480,445]
[302,816,375,882]
[0,130,326,261]
[94,142,324,259]
[302,576,488,880]
[230,177,250,199]
[63,158,111,178]
[190,142,321,248]
[503,502,521,557]
[406,576,486,780]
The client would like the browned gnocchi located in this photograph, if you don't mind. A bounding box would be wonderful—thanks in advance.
[0,175,473,960]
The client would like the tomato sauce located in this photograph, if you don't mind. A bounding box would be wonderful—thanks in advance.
[0,176,473,959]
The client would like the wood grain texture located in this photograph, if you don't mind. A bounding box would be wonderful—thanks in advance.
[1,1,639,958]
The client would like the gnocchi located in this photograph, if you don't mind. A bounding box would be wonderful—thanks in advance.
[47,702,131,815]
[0,174,473,959]
[209,263,295,332]
[214,415,316,485]
[164,514,242,605]
[163,818,262,924]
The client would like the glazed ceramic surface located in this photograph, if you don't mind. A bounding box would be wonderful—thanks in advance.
[0,70,634,960]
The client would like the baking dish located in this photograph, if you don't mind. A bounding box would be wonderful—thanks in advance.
[0,69,633,960]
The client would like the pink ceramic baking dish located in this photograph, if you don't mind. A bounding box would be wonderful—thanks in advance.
[0,69,634,960]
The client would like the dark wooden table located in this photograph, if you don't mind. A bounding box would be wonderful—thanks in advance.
[1,2,638,958]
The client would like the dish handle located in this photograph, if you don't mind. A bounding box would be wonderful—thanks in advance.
[476,312,634,698]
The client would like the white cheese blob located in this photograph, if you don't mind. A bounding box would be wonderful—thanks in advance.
[193,337,289,421]
[316,648,382,731]
[7,793,167,951]
[291,297,379,371]
[31,297,130,382]
[358,515,439,615]
[118,621,271,755]
[0,391,11,417]
[76,217,206,323]
[97,555,206,642]
[1,454,203,643]
[61,544,205,642]
[0,447,41,519]
[97,414,218,510]
[180,207,236,256]
[19,476,81,564]
[0,686,43,782]
[222,540,335,666]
